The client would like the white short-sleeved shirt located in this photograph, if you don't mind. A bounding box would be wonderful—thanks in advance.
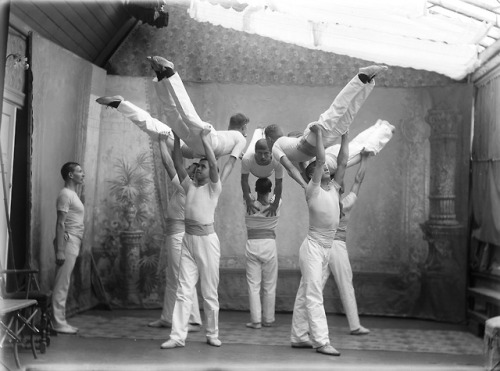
[305,179,341,248]
[57,188,84,239]
[214,130,247,159]
[245,198,281,230]
[241,153,284,179]
[272,136,312,163]
[182,177,222,225]
[166,175,185,220]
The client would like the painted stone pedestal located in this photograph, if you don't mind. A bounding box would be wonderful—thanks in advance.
[120,230,143,307]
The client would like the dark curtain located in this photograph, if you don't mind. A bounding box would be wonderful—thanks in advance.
[471,75,500,245]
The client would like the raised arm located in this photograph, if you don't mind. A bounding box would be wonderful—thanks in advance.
[311,124,325,184]
[350,148,370,196]
[159,134,177,181]
[172,132,188,182]
[220,156,237,184]
[201,126,219,183]
[333,132,349,186]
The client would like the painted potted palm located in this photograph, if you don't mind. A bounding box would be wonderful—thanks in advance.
[108,152,153,307]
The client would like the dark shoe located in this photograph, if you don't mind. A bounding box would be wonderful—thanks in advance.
[96,95,123,108]
[246,322,262,329]
[316,343,340,356]
[148,319,171,328]
[147,56,175,81]
[358,65,388,83]
[291,340,313,348]
[350,326,370,335]
[188,323,201,332]
[206,338,222,347]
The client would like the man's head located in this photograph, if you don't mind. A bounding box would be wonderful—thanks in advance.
[228,113,249,137]
[255,177,272,196]
[254,139,272,166]
[264,124,284,150]
[304,161,331,182]
[186,163,199,180]
[195,158,210,182]
[61,162,84,184]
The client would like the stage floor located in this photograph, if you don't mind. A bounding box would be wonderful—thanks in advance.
[1,309,484,371]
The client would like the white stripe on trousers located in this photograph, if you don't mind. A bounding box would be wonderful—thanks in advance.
[290,237,331,348]
[169,233,220,345]
[245,238,277,324]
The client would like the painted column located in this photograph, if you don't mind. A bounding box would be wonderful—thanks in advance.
[418,107,466,322]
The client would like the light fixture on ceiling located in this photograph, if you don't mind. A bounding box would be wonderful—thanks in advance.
[124,0,170,28]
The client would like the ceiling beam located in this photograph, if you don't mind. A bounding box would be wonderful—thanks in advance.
[428,0,500,26]
[459,0,500,13]
[477,35,500,65]
[93,17,137,67]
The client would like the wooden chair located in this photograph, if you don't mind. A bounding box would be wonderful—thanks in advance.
[0,298,39,368]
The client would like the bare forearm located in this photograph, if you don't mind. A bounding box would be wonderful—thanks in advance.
[273,179,283,205]
[220,157,236,183]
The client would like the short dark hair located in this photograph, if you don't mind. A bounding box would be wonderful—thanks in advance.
[264,124,283,140]
[229,113,249,129]
[255,177,272,194]
[255,139,269,151]
[61,162,80,181]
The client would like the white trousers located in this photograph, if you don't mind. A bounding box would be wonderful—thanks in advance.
[245,239,278,324]
[169,233,220,345]
[291,237,331,348]
[116,100,196,158]
[325,119,395,172]
[160,232,202,326]
[326,240,360,331]
[302,75,375,148]
[157,74,219,157]
[52,234,81,328]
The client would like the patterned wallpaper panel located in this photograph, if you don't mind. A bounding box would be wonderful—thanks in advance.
[108,5,457,88]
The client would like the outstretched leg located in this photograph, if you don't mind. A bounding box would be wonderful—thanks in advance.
[325,119,394,172]
[302,65,388,148]
[96,96,196,158]
[96,96,172,139]
[148,56,218,156]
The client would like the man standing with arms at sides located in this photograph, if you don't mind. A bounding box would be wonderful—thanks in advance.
[244,177,281,329]
[264,65,387,188]
[147,134,202,332]
[328,149,372,336]
[52,162,85,334]
[161,127,223,349]
[290,125,349,356]
[241,128,284,216]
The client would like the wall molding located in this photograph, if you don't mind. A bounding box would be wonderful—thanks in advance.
[3,86,24,108]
